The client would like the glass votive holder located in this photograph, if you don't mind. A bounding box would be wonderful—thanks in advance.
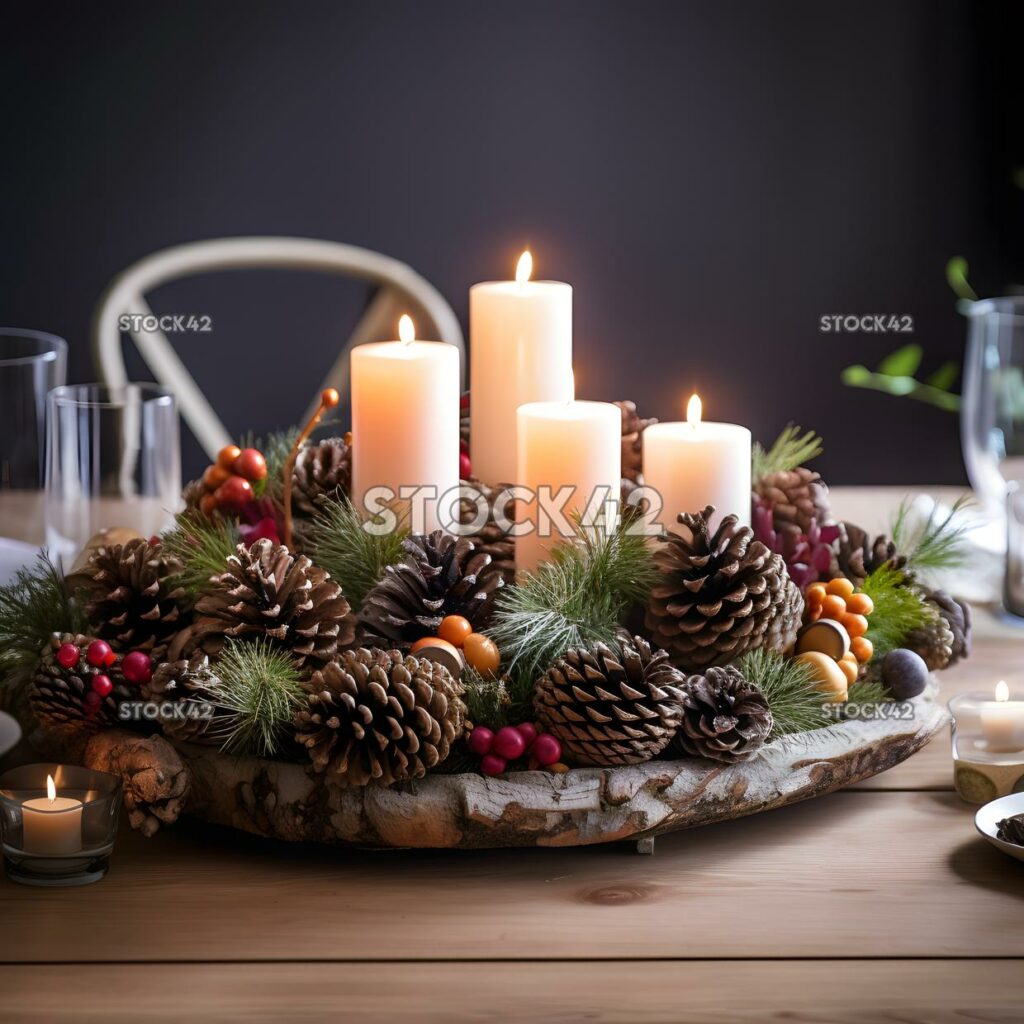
[0,763,121,887]
[949,689,1024,804]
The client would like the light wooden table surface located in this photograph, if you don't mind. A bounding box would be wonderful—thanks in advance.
[2,487,1023,1023]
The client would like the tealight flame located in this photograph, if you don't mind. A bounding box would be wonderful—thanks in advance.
[996,680,1010,703]
[516,250,533,284]
[46,774,56,803]
[398,314,415,345]
[687,393,702,427]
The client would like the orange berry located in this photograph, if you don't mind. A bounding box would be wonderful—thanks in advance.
[203,463,230,489]
[322,388,340,409]
[850,636,874,663]
[821,594,847,619]
[199,492,218,517]
[846,592,874,616]
[463,633,501,679]
[437,615,473,648]
[806,582,827,601]
[809,605,823,622]
[841,613,869,639]
[217,444,242,470]
[837,656,859,685]
[410,636,457,655]
[826,577,855,598]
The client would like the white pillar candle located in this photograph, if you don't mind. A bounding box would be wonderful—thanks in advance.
[470,251,573,484]
[516,397,621,575]
[642,395,752,535]
[981,681,1024,753]
[351,316,460,535]
[21,775,82,856]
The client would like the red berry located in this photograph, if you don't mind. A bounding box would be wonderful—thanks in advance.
[480,754,507,777]
[459,451,472,480]
[516,722,538,747]
[217,444,242,470]
[460,393,470,410]
[460,438,469,456]
[214,475,254,513]
[492,726,526,761]
[91,674,113,698]
[83,691,102,713]
[467,727,494,757]
[233,448,268,482]
[122,651,153,685]
[86,640,112,667]
[104,650,118,667]
[531,733,562,767]
[56,643,80,669]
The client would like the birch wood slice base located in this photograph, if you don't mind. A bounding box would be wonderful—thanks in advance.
[157,685,948,850]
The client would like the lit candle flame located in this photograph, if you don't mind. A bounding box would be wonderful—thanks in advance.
[996,680,1010,703]
[398,314,415,345]
[46,774,56,803]
[687,393,702,427]
[516,250,533,284]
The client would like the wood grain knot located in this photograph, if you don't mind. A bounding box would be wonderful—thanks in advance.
[576,883,655,906]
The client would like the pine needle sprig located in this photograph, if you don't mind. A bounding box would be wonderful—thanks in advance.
[891,495,973,577]
[861,564,935,658]
[0,552,85,680]
[737,648,829,738]
[212,638,304,757]
[751,424,824,483]
[845,675,890,711]
[461,663,514,730]
[161,513,240,599]
[307,494,408,611]
[486,517,656,693]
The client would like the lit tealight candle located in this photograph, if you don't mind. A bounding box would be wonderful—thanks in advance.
[641,394,752,534]
[980,681,1024,753]
[21,774,83,856]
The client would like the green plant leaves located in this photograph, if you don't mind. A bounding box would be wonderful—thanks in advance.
[878,343,922,378]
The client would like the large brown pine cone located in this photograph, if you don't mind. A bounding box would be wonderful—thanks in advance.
[171,540,356,671]
[614,401,657,485]
[30,633,133,733]
[533,637,684,766]
[294,647,466,787]
[645,506,792,671]
[458,479,516,587]
[80,539,188,660]
[359,531,504,645]
[754,467,833,536]
[833,522,908,587]
[675,665,773,762]
[144,652,231,746]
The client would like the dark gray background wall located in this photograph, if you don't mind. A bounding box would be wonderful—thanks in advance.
[3,0,1021,483]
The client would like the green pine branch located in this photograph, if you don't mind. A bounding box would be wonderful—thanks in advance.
[751,425,824,483]
[890,495,973,577]
[861,564,935,658]
[737,648,829,738]
[161,513,240,600]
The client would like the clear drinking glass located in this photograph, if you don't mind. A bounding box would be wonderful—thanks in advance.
[45,383,182,564]
[0,329,67,543]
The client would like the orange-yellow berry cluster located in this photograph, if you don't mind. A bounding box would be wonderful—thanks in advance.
[196,444,268,517]
[805,577,874,674]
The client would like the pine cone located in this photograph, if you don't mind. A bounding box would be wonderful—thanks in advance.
[923,589,971,667]
[80,539,188,660]
[997,814,1024,846]
[675,665,773,762]
[834,522,908,587]
[645,506,792,670]
[30,633,132,733]
[533,637,684,766]
[359,531,504,645]
[173,540,356,671]
[144,652,230,745]
[754,467,833,536]
[459,480,516,587]
[614,401,657,485]
[292,435,352,517]
[904,617,955,671]
[294,647,466,787]
[764,578,805,655]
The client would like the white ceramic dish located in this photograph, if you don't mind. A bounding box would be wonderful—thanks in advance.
[0,711,22,759]
[975,792,1024,862]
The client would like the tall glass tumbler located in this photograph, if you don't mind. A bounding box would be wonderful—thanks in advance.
[45,384,182,564]
[0,330,67,543]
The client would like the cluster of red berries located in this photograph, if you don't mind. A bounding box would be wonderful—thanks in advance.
[197,444,268,517]
[56,640,153,715]
[467,722,563,776]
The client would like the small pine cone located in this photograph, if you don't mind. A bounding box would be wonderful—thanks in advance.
[182,478,207,516]
[292,435,352,518]
[834,522,909,587]
[614,401,658,484]
[359,531,504,645]
[764,578,805,656]
[754,467,833,536]
[904,616,955,672]
[924,589,971,667]
[174,539,356,671]
[675,665,773,763]
[458,480,516,587]
[295,647,466,787]
[81,539,188,660]
[645,506,791,671]
[146,653,231,746]
[533,637,685,766]
[30,633,132,733]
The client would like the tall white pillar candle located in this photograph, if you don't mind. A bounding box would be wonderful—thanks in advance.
[351,316,460,534]
[642,395,752,534]
[470,252,573,484]
[516,398,621,575]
